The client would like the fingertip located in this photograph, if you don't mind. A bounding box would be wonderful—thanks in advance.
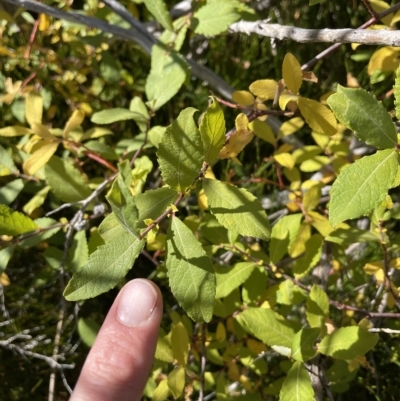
[117,279,161,327]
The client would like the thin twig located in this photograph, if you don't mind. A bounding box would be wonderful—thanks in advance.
[198,323,207,401]
[361,0,379,20]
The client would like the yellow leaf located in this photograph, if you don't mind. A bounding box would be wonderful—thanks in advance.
[152,379,170,401]
[167,367,185,399]
[302,183,321,212]
[368,46,400,75]
[278,117,304,138]
[300,156,331,172]
[147,234,166,251]
[0,272,10,286]
[0,126,32,137]
[235,113,248,130]
[249,79,277,100]
[249,119,275,144]
[247,339,267,355]
[31,122,58,141]
[63,110,85,138]
[232,90,254,106]
[312,132,331,149]
[23,140,58,175]
[289,222,310,258]
[255,102,268,121]
[364,261,384,278]
[276,143,293,153]
[0,46,14,56]
[284,166,301,186]
[308,211,335,237]
[198,188,208,210]
[216,322,226,342]
[39,13,51,31]
[369,0,392,25]
[25,93,43,126]
[219,114,253,159]
[274,152,294,170]
[278,90,299,110]
[282,53,303,94]
[390,258,400,269]
[171,322,189,366]
[298,97,337,136]
[392,10,400,25]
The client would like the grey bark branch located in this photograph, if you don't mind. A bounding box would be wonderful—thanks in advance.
[230,20,400,46]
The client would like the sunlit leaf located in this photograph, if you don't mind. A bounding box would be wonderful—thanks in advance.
[157,108,203,192]
[166,217,215,322]
[199,97,226,163]
[203,179,270,240]
[329,149,398,225]
[282,53,303,94]
[0,204,37,236]
[64,232,145,301]
[318,327,378,359]
[279,361,315,401]
[327,85,397,149]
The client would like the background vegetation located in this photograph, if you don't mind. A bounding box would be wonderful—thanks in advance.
[1,0,400,400]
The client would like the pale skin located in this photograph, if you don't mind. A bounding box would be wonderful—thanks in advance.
[70,279,163,401]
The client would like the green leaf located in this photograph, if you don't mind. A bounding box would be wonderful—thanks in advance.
[236,308,295,348]
[98,212,127,242]
[0,144,17,175]
[199,97,226,163]
[166,217,215,322]
[242,267,268,304]
[276,280,307,306]
[100,51,121,84]
[106,173,139,237]
[67,230,89,273]
[306,285,329,329]
[78,317,100,347]
[193,1,240,36]
[145,45,187,111]
[45,156,91,203]
[327,85,397,149]
[293,233,323,277]
[394,65,400,120]
[329,149,398,225]
[0,178,24,205]
[291,328,320,362]
[19,217,60,248]
[0,204,37,236]
[269,214,303,263]
[279,361,315,401]
[64,232,145,301]
[309,0,324,5]
[215,262,257,298]
[157,108,203,192]
[143,0,173,31]
[167,367,185,399]
[325,227,379,245]
[91,108,147,125]
[203,179,270,240]
[0,246,15,273]
[136,187,179,228]
[318,327,378,360]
